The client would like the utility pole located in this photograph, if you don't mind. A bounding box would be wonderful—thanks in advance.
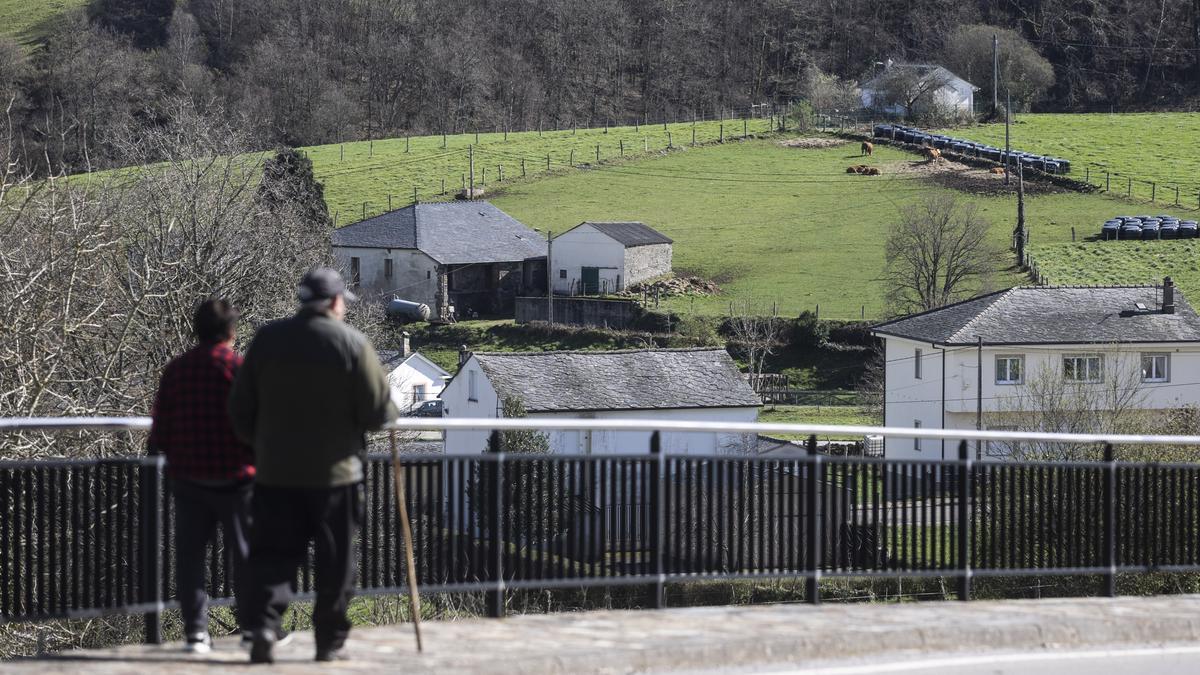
[468,145,475,198]
[992,34,1000,117]
[1015,161,1026,268]
[546,231,554,324]
[976,335,983,461]
[1004,91,1011,185]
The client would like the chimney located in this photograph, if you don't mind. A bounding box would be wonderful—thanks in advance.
[458,344,470,369]
[401,331,411,358]
[1163,276,1176,315]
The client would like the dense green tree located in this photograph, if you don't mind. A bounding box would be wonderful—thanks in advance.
[256,147,333,231]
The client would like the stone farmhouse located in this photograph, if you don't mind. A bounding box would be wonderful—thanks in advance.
[440,348,761,455]
[331,201,547,320]
[861,63,977,118]
[551,221,672,295]
[871,278,1200,461]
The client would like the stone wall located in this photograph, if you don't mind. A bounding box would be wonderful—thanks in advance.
[515,296,642,329]
[623,243,672,287]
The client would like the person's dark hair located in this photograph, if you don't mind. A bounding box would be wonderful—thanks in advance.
[193,298,240,343]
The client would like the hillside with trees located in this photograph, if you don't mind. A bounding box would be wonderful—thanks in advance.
[2,0,1200,175]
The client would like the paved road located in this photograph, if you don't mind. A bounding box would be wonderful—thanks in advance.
[12,596,1200,673]
[737,646,1200,675]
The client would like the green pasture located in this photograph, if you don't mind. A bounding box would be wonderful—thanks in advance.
[478,139,1130,319]
[0,0,83,43]
[1027,240,1200,299]
[759,405,878,440]
[948,113,1200,208]
[306,118,776,225]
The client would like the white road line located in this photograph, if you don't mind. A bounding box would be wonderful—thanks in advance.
[770,645,1200,674]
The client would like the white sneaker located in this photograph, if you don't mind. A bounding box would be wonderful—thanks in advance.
[184,632,212,654]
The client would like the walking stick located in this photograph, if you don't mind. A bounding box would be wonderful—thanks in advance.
[390,429,424,652]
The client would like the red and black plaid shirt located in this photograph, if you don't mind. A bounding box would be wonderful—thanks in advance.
[149,342,255,481]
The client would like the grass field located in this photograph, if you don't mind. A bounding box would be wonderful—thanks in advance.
[1027,240,1200,295]
[758,405,878,440]
[307,118,776,224]
[305,121,1140,319]
[948,113,1200,207]
[0,0,83,42]
[473,139,1130,318]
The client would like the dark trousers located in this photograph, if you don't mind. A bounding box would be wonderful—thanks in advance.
[248,483,362,650]
[171,478,253,636]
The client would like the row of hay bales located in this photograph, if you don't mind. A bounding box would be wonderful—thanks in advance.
[1101,214,1200,240]
[873,124,1071,175]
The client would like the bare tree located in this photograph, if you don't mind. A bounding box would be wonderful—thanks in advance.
[0,100,331,459]
[883,195,997,315]
[726,302,786,388]
[868,64,953,119]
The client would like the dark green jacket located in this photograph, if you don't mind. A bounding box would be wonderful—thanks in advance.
[229,309,397,487]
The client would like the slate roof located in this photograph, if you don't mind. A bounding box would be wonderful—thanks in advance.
[872,285,1200,346]
[572,221,673,247]
[863,64,977,91]
[331,201,547,264]
[470,348,761,413]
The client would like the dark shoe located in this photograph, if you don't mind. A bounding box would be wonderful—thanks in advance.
[249,631,276,664]
[315,646,350,662]
[243,628,293,650]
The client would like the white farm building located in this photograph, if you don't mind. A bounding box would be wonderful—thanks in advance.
[551,221,673,295]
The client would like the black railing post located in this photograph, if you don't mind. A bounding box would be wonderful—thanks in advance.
[139,456,164,644]
[805,434,821,605]
[649,431,665,609]
[1103,442,1117,597]
[487,430,506,618]
[956,440,972,601]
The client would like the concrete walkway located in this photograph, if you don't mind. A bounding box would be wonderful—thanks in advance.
[11,595,1200,674]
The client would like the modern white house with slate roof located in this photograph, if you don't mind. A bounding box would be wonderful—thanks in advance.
[331,201,547,320]
[871,278,1200,461]
[551,221,673,295]
[440,348,761,455]
[861,63,977,118]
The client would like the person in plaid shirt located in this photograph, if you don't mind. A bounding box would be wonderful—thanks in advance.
[149,298,256,654]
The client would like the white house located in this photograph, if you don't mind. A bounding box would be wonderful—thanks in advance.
[331,201,547,319]
[861,63,977,119]
[379,334,451,413]
[551,221,673,295]
[871,279,1200,461]
[441,348,761,455]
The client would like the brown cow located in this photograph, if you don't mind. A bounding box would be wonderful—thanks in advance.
[863,167,881,176]
[923,147,941,161]
[846,166,859,173]
[989,166,1006,175]
[861,141,874,156]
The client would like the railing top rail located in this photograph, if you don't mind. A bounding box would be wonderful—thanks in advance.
[6,416,1200,447]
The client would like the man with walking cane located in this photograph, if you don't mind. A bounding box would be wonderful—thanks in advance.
[230,267,397,663]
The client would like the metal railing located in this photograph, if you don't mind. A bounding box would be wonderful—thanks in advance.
[4,416,1200,645]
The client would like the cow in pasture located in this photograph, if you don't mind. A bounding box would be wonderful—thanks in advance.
[923,147,941,161]
[861,141,874,156]
[863,167,881,176]
[989,166,1006,175]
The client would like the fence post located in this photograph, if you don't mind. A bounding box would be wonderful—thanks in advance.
[139,455,165,644]
[1175,185,1180,206]
[1106,172,1110,192]
[1152,182,1156,202]
[487,430,506,618]
[1103,442,1117,598]
[649,431,666,609]
[956,440,972,601]
[805,434,821,605]
[1085,166,1089,183]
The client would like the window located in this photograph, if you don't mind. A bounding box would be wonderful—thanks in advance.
[1142,353,1170,382]
[913,420,922,451]
[914,348,923,379]
[559,269,567,279]
[384,258,393,280]
[426,270,431,280]
[468,370,478,402]
[349,257,361,287]
[995,355,1024,385]
[413,384,427,403]
[1063,354,1103,383]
